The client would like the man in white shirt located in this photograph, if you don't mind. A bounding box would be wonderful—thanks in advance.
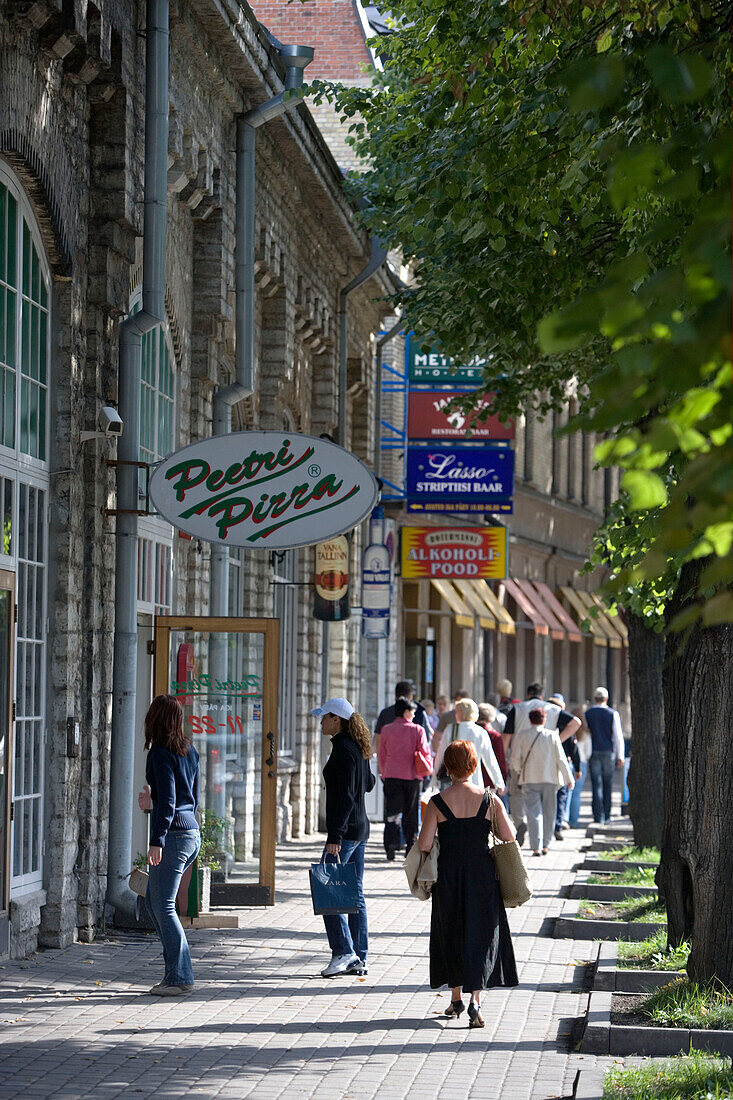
[585,687,625,824]
[505,683,580,844]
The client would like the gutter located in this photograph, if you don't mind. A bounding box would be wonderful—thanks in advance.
[106,0,170,918]
[336,233,388,447]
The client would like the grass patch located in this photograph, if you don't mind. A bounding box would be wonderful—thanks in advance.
[603,1050,733,1099]
[598,845,660,863]
[639,978,733,1030]
[588,866,657,887]
[579,896,666,923]
[618,929,690,972]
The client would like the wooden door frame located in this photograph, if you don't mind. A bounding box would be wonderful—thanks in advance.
[0,569,15,945]
[153,615,279,904]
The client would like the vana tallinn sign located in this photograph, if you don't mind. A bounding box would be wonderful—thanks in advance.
[149,431,379,549]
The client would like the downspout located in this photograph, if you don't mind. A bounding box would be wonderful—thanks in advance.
[207,43,314,814]
[374,315,404,479]
[336,235,388,448]
[209,41,313,616]
[106,0,170,917]
[209,41,314,619]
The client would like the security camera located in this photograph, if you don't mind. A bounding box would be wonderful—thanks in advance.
[99,406,124,437]
[80,406,124,443]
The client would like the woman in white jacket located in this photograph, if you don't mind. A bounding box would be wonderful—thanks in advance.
[510,706,574,855]
[433,698,505,792]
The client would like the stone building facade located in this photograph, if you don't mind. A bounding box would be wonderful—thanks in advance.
[0,0,395,957]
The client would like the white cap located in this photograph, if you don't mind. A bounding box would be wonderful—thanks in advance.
[311,697,354,721]
[594,686,609,700]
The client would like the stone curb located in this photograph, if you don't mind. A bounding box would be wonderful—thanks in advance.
[580,988,733,1056]
[582,858,658,873]
[593,940,682,992]
[586,824,633,839]
[573,1064,608,1100]
[554,899,665,941]
[569,869,656,901]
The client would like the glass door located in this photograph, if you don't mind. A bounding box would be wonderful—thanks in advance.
[153,616,279,905]
[0,570,15,955]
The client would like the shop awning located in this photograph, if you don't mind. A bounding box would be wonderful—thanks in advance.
[531,581,583,643]
[515,579,566,640]
[502,578,550,636]
[429,578,475,628]
[587,592,628,647]
[452,580,496,630]
[560,586,608,646]
[473,581,516,634]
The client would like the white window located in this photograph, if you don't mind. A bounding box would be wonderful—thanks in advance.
[128,289,176,615]
[0,160,50,892]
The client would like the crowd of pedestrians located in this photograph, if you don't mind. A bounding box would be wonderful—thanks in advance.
[135,675,624,1013]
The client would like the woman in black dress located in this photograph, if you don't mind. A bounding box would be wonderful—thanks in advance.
[418,739,518,1027]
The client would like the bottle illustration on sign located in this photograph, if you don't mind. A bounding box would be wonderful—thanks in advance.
[314,535,351,621]
[361,507,390,639]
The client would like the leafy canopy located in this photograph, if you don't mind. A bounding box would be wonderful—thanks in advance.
[309,0,732,624]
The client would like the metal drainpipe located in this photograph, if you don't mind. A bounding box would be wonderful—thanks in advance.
[206,45,314,814]
[373,316,404,479]
[106,0,170,918]
[208,42,313,621]
[336,235,388,449]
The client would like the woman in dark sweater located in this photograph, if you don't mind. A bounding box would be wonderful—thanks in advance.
[314,696,376,978]
[137,695,200,996]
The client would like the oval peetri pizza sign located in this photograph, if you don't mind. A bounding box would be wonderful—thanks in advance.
[149,432,379,549]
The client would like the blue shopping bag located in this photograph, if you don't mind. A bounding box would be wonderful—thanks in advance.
[309,857,359,916]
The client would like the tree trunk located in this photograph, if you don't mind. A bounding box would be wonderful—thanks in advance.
[657,563,733,985]
[623,610,665,849]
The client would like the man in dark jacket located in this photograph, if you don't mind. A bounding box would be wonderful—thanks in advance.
[375,681,431,742]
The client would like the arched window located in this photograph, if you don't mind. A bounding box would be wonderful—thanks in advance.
[0,160,51,893]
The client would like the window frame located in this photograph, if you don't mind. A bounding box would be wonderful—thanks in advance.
[0,160,51,475]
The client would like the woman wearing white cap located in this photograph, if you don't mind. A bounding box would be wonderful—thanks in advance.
[313,697,376,978]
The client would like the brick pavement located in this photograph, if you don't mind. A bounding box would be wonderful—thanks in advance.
[0,815,618,1100]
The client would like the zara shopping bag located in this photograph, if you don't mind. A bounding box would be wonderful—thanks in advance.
[309,856,360,916]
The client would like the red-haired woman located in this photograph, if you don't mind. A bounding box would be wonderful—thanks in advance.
[418,739,518,1027]
[137,695,201,995]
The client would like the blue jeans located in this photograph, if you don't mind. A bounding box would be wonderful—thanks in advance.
[555,783,571,831]
[146,829,201,986]
[568,760,589,827]
[322,840,368,962]
[589,751,616,823]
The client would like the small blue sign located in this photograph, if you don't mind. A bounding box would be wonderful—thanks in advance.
[406,446,514,514]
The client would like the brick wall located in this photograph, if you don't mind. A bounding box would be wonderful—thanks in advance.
[250,0,373,81]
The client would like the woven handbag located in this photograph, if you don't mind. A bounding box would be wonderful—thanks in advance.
[489,794,532,908]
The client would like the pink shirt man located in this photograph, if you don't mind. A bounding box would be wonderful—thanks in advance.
[378,716,431,781]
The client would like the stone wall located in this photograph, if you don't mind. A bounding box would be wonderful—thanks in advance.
[1,0,394,956]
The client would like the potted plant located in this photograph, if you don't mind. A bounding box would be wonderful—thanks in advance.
[197,810,226,912]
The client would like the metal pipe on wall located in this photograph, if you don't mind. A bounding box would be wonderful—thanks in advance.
[107,0,170,919]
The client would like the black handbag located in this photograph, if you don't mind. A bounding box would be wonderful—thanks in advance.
[309,856,359,916]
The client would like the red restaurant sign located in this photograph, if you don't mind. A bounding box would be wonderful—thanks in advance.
[407,391,514,443]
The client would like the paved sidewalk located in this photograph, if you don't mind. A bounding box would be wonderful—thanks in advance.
[0,822,615,1100]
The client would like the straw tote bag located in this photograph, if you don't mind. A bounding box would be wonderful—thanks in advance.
[489,794,532,908]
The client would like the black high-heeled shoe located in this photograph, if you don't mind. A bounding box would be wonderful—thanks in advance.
[467,1002,485,1028]
[444,998,465,1018]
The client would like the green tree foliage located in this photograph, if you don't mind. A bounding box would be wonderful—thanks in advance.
[310,0,732,622]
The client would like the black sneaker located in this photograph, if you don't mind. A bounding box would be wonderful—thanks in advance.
[515,823,527,847]
[386,848,396,862]
[346,959,368,976]
[554,829,564,841]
